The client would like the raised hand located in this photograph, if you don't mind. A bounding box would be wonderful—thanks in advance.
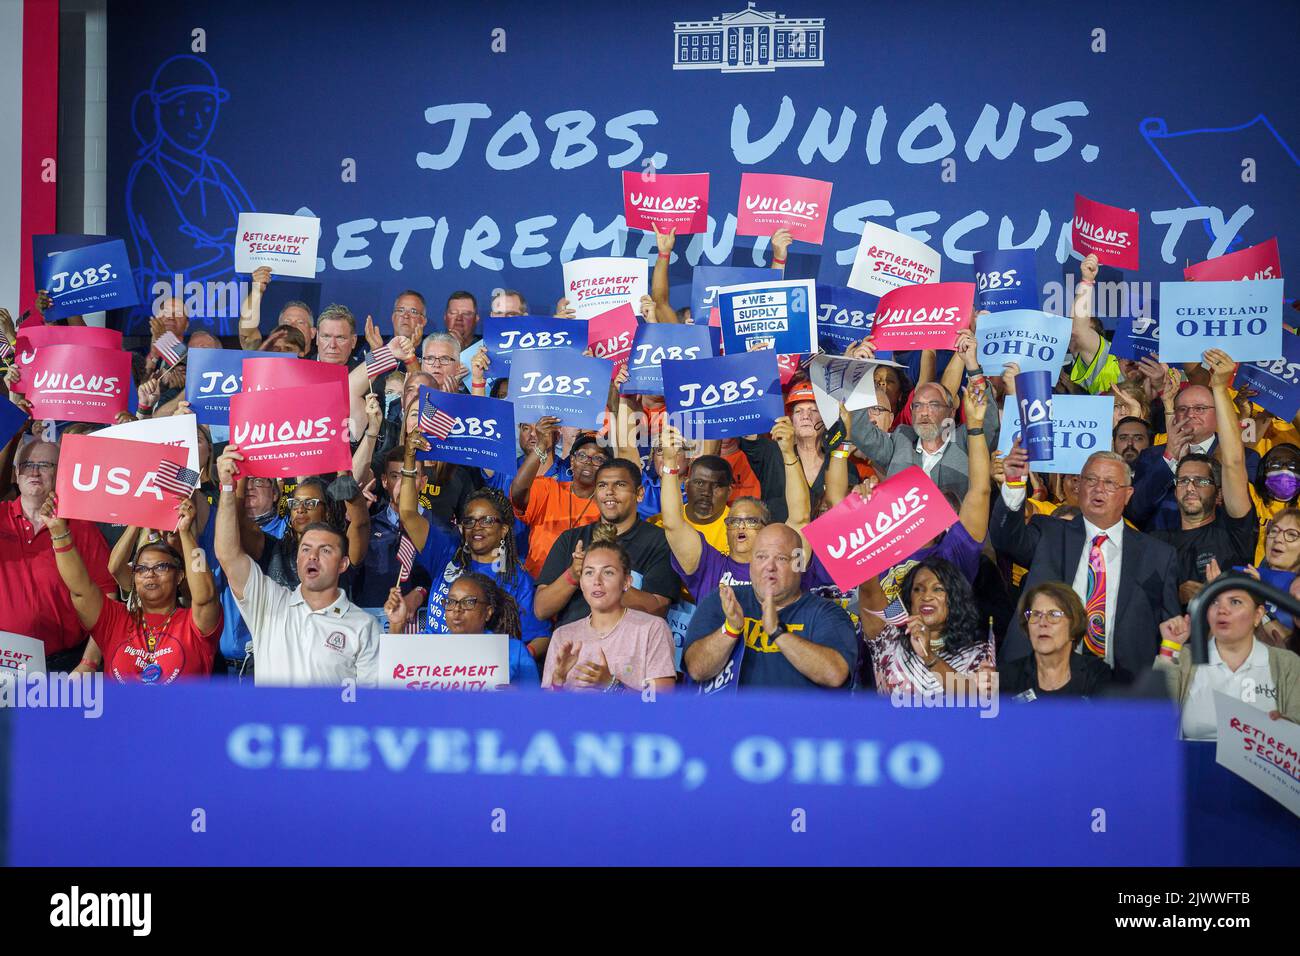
[251,265,272,296]
[653,222,676,257]
[771,227,793,263]
[1079,253,1099,284]
[174,495,197,533]
[639,294,656,323]
[364,393,382,436]
[551,640,581,687]
[1001,361,1021,396]
[845,338,877,362]
[569,539,586,582]
[384,586,410,633]
[1003,435,1029,483]
[1203,348,1236,390]
[554,297,576,320]
[719,582,745,635]
[470,347,491,384]
[962,383,988,430]
[39,491,67,537]
[364,315,384,352]
[216,444,244,485]
[770,415,795,459]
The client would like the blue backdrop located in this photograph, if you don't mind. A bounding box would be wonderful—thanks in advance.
[106,0,1300,337]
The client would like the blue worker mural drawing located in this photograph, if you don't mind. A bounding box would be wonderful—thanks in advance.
[125,55,254,335]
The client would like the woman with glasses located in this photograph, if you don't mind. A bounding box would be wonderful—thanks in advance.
[249,476,368,594]
[42,493,223,682]
[1158,574,1300,740]
[420,489,550,649]
[385,571,539,685]
[1251,444,1300,562]
[997,582,1112,699]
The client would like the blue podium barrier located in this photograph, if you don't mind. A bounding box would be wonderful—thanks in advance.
[1184,743,1300,865]
[6,684,1183,866]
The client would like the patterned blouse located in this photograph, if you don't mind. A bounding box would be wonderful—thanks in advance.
[866,624,994,697]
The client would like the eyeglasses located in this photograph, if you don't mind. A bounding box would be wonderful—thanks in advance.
[910,401,948,414]
[460,515,504,528]
[445,310,477,320]
[132,562,179,576]
[572,451,608,467]
[1266,526,1300,543]
[247,478,275,490]
[1080,475,1129,494]
[1174,476,1216,489]
[421,355,458,367]
[1175,404,1213,416]
[725,517,765,529]
[287,498,323,511]
[1024,608,1068,623]
[393,307,426,318]
[18,461,56,474]
[444,597,482,611]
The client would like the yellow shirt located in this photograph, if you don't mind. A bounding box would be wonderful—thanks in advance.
[651,505,731,555]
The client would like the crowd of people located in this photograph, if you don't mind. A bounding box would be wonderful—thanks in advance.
[3,224,1300,745]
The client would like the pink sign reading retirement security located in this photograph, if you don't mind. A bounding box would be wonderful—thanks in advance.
[622,171,710,234]
[735,173,833,244]
[587,302,639,376]
[803,466,959,592]
[1072,194,1140,270]
[870,282,975,351]
[1185,237,1282,282]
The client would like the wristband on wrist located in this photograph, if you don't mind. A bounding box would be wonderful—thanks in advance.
[723,620,743,638]
[78,658,99,671]
[535,445,548,462]
[49,530,71,542]
[53,543,74,554]
[772,256,787,266]
[1078,277,1095,286]
[564,568,580,587]
[831,450,851,460]
[836,442,855,453]
[657,252,670,260]
[783,457,799,467]
[967,427,985,437]
[400,467,419,478]
[1005,478,1027,488]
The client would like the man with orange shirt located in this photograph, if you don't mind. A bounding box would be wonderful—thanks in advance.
[510,419,603,576]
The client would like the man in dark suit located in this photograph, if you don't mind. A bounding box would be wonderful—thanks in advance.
[991,444,1180,684]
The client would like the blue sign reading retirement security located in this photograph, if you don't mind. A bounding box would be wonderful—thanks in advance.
[973,249,1039,313]
[662,349,782,440]
[976,310,1072,377]
[624,322,714,395]
[691,266,779,326]
[484,316,588,376]
[1157,278,1285,363]
[415,387,517,474]
[185,348,297,425]
[33,236,139,321]
[719,278,818,356]
[1235,331,1300,423]
[998,394,1114,474]
[507,349,612,429]
[815,284,877,355]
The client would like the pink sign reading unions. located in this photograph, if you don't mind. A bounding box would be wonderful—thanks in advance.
[1185,237,1282,282]
[229,382,353,478]
[735,173,833,244]
[802,466,959,592]
[622,171,710,234]
[587,302,639,376]
[870,282,975,351]
[1072,193,1140,270]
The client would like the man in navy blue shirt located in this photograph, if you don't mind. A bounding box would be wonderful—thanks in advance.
[684,524,857,690]
[355,448,432,611]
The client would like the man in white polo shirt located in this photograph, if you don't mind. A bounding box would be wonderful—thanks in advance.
[214,445,379,687]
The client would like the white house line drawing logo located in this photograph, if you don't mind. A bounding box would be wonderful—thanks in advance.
[673,3,825,73]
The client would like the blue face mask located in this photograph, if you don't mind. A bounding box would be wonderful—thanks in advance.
[384,393,400,417]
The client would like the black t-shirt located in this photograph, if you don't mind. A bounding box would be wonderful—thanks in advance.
[1151,506,1258,595]
[538,519,682,627]
[997,652,1112,699]
[685,585,858,690]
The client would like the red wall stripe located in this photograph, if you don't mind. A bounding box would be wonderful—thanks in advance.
[20,0,59,311]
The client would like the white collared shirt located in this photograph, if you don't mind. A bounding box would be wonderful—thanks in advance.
[1165,437,1214,472]
[1180,637,1276,740]
[915,433,953,479]
[234,559,380,688]
[1071,516,1124,667]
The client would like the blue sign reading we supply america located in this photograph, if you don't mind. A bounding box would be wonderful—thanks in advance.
[623,322,714,395]
[415,387,517,474]
[185,348,298,425]
[507,349,612,428]
[690,266,779,326]
[32,235,140,321]
[4,681,1181,866]
[1109,302,1160,360]
[815,284,877,355]
[977,310,1072,377]
[973,249,1039,313]
[662,349,782,440]
[1158,278,1285,363]
[998,394,1114,474]
[719,279,818,357]
[484,316,588,375]
[1235,331,1300,423]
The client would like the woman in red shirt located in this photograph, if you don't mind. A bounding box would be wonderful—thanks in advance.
[41,493,222,684]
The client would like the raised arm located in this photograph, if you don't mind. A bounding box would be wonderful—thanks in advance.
[213,445,254,599]
[651,224,680,324]
[941,325,983,404]
[1068,254,1103,365]
[398,422,432,552]
[39,494,105,631]
[175,496,220,635]
[1205,348,1251,519]
[108,524,145,594]
[772,415,811,530]
[352,393,383,485]
[342,481,371,566]
[959,383,991,541]
[238,266,271,351]
[658,425,702,574]
[509,416,558,512]
[769,228,792,273]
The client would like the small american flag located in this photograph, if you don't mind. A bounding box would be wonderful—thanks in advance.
[0,339,13,362]
[419,400,457,440]
[396,534,417,583]
[153,331,186,368]
[883,597,911,627]
[365,344,400,379]
[156,459,199,499]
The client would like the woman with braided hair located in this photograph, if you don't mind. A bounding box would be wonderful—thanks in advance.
[251,475,369,595]
[385,571,540,685]
[42,492,222,682]
[421,487,551,648]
